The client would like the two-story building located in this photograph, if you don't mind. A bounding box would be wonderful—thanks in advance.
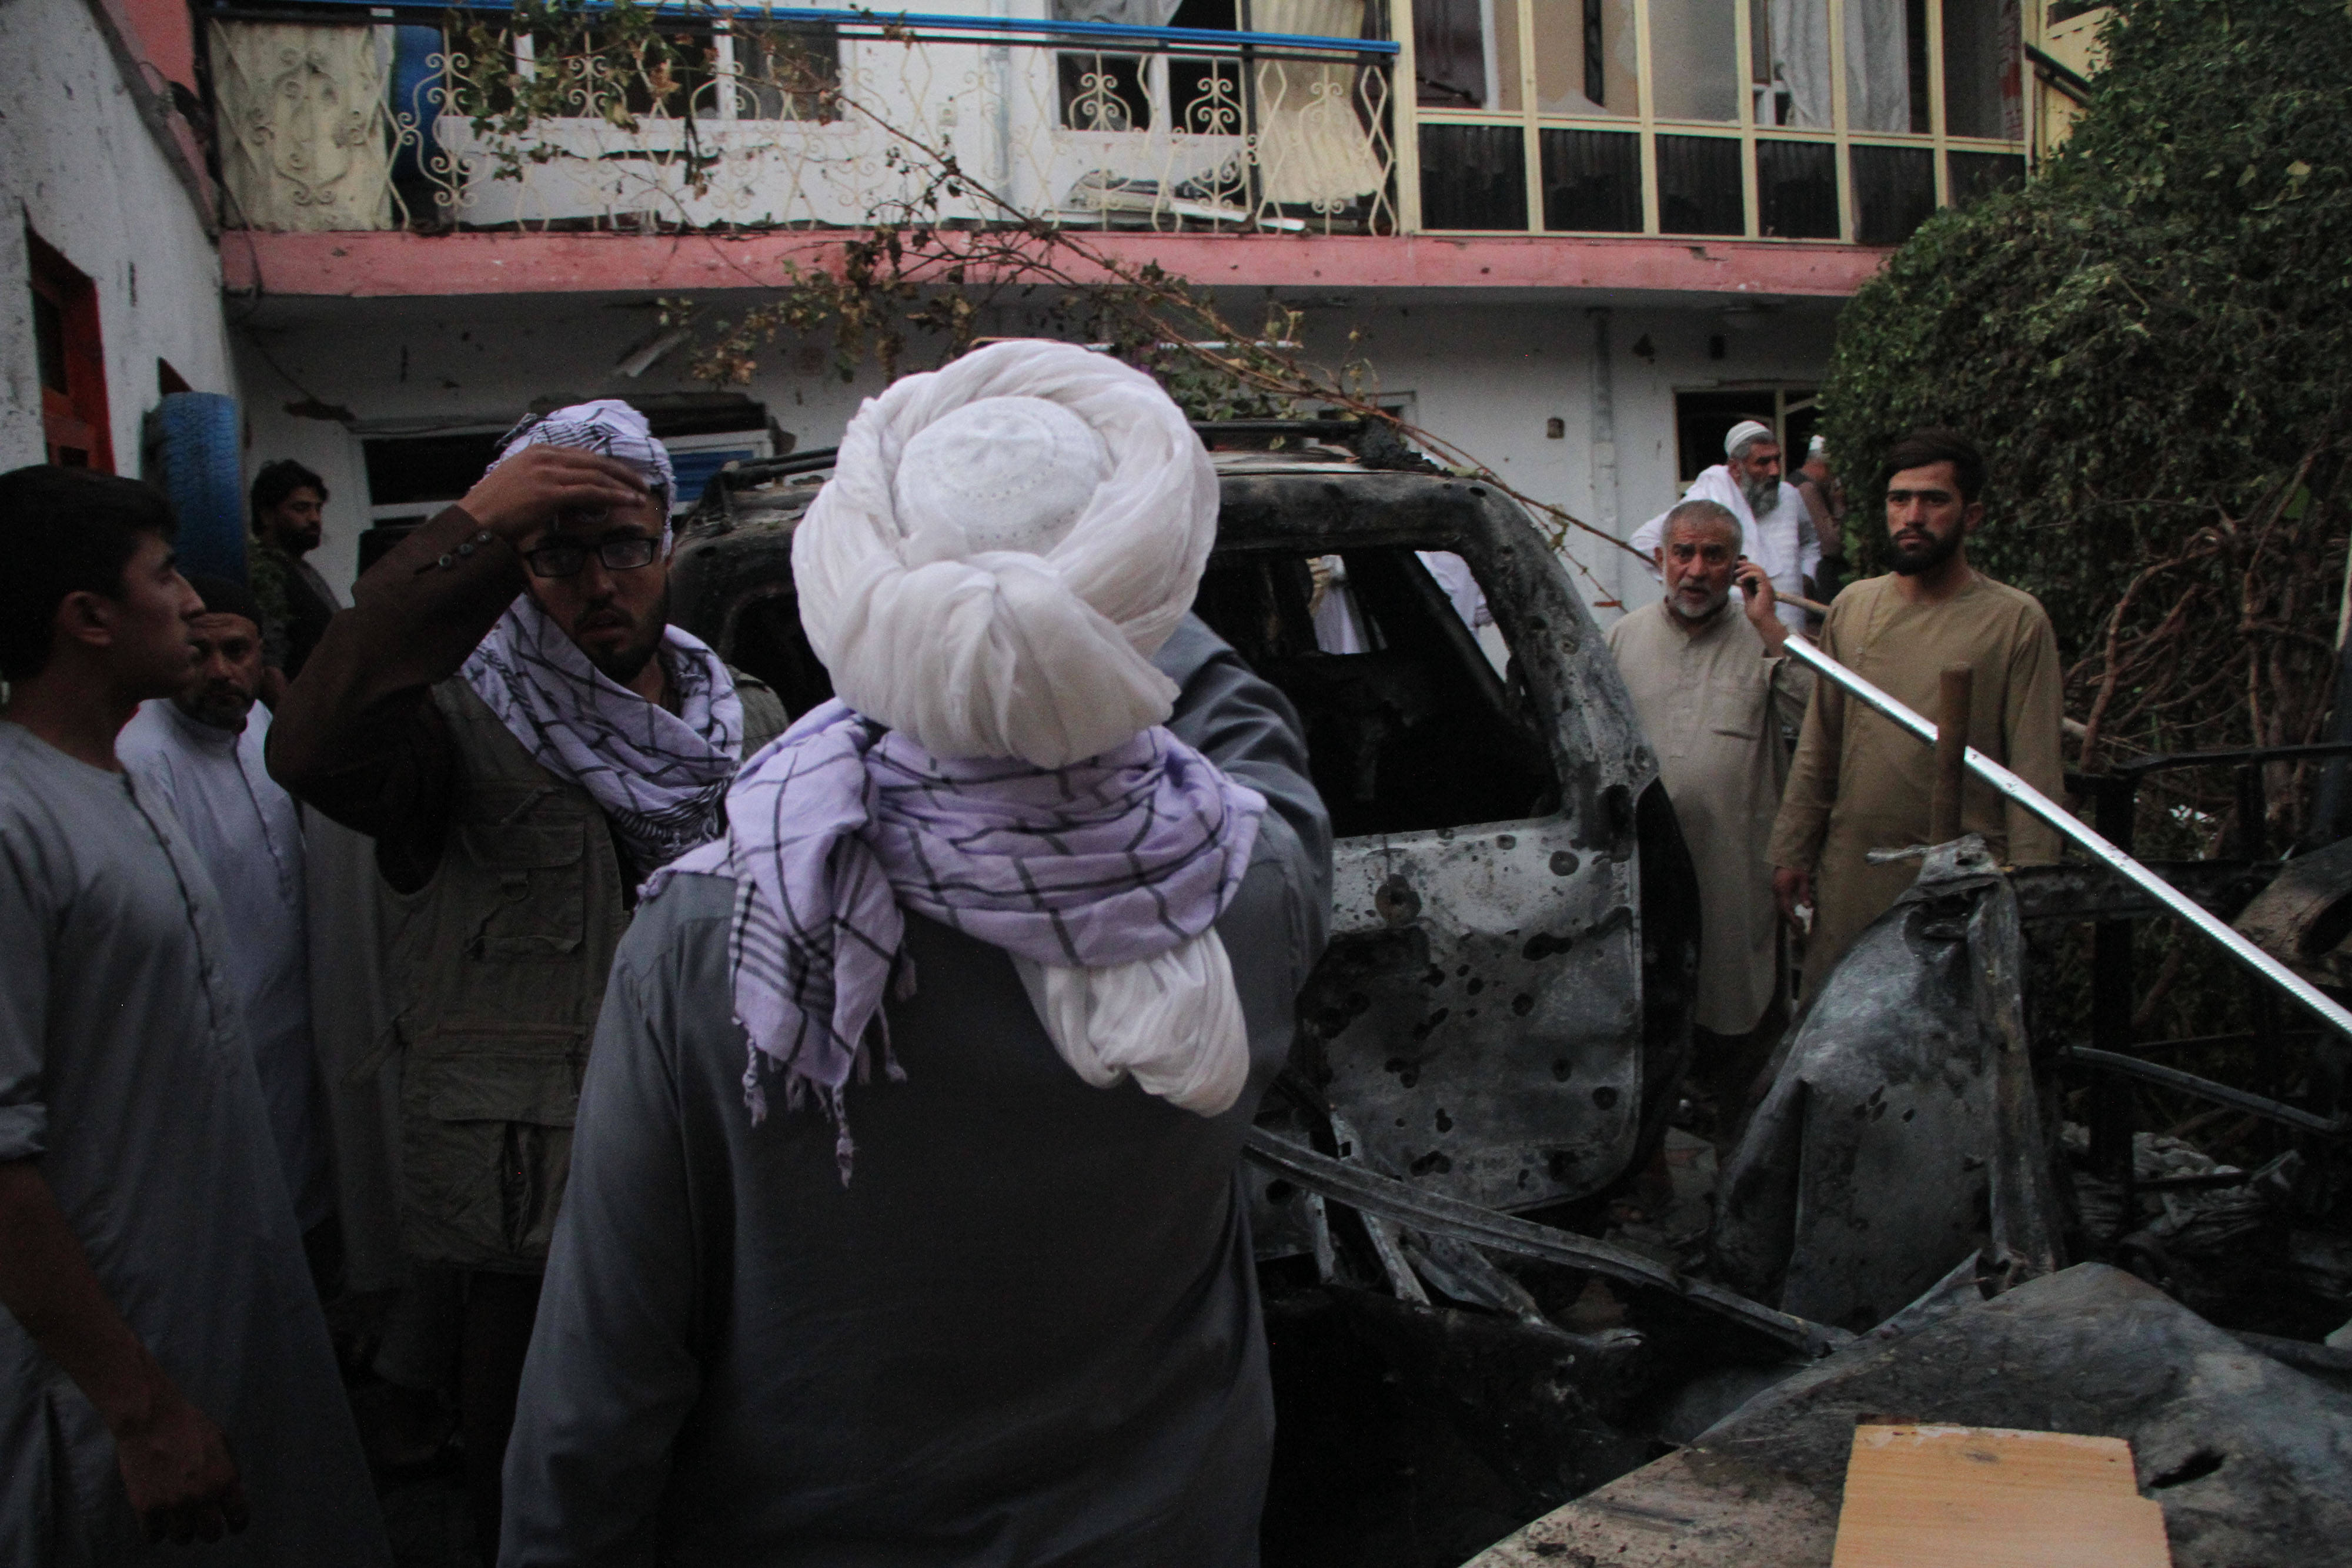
[7,0,2107,614]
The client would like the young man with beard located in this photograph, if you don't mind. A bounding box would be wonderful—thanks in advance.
[1631,420,1819,636]
[1606,499,1813,1124]
[0,467,389,1564]
[268,402,787,1559]
[246,459,339,680]
[1766,428,2064,1002]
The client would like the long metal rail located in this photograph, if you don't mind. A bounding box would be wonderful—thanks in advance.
[1243,1129,1855,1358]
[1780,634,2352,1048]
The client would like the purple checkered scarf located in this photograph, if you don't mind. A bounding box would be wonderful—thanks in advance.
[649,698,1267,1180]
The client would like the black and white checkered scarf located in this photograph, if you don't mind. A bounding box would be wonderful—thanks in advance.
[462,596,744,872]
[649,698,1266,1181]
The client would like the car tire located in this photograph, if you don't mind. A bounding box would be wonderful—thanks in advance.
[148,392,246,583]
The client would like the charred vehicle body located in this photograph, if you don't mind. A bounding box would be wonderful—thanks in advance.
[669,428,1720,1561]
[667,428,2352,1567]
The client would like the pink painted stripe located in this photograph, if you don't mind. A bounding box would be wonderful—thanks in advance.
[220,229,1889,300]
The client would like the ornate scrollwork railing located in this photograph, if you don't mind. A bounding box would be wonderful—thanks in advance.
[208,6,1398,238]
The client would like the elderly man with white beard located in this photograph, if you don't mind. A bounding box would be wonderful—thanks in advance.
[497,341,1332,1567]
[1606,499,1812,1127]
[1631,420,1820,637]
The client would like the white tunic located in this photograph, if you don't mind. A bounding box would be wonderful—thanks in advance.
[1629,465,1823,636]
[0,722,387,1566]
[119,700,328,1229]
[1605,602,1813,1035]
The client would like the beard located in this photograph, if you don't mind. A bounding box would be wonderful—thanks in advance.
[577,584,672,686]
[1743,471,1780,516]
[176,684,255,731]
[1888,524,1965,576]
[1668,583,1730,622]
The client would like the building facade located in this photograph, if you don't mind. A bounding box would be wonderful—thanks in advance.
[11,0,2104,617]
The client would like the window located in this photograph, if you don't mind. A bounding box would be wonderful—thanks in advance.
[1413,0,1487,107]
[1940,0,2022,140]
[1851,142,1935,244]
[1539,129,1640,232]
[1656,134,1743,235]
[1533,0,1632,116]
[1170,0,1242,133]
[1757,140,1839,238]
[1405,0,2029,238]
[1649,0,1739,122]
[29,232,112,472]
[730,22,841,122]
[1060,52,1154,131]
[1418,123,1526,230]
[1947,149,2024,206]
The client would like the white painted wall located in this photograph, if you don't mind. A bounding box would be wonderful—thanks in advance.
[0,0,236,476]
[234,287,1839,611]
[233,293,897,593]
[1291,296,1840,620]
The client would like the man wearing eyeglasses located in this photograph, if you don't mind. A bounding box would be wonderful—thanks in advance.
[268,402,786,1559]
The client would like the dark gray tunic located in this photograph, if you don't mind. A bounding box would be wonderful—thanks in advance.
[0,723,387,1566]
[499,620,1331,1567]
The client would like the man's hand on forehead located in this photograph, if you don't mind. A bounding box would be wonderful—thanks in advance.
[459,446,652,545]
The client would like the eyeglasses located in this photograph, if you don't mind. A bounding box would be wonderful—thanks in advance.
[523,534,661,579]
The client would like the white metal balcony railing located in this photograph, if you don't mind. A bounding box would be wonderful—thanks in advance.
[206,2,1401,237]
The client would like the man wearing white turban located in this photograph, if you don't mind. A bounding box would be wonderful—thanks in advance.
[1629,419,1821,636]
[268,400,789,1558]
[498,342,1333,1566]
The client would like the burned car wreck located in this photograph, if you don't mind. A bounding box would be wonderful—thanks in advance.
[669,427,2352,1567]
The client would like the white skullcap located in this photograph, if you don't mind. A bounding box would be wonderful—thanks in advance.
[1808,433,1828,458]
[1725,419,1774,458]
[892,396,1112,559]
[793,340,1219,767]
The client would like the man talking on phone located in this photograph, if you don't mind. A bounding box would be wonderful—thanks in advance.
[1606,497,1813,1128]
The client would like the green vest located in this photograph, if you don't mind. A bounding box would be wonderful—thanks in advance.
[387,671,786,1272]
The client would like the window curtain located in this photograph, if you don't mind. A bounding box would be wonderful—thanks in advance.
[1053,0,1183,24]
[1843,0,1910,132]
[210,21,396,231]
[1248,0,1385,208]
[1768,0,1908,133]
[1769,0,1832,127]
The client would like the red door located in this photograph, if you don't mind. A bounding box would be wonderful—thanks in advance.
[29,233,113,472]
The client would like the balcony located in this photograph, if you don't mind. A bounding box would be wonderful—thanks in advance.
[202,0,2033,290]
[1404,0,2032,243]
[207,2,1401,237]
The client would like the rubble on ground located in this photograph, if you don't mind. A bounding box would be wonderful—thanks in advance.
[1462,1264,2352,1567]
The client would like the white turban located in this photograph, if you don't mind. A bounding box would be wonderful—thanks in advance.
[791,339,1220,767]
[1724,419,1774,459]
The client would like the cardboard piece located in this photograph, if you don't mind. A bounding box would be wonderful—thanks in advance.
[1830,1424,2172,1567]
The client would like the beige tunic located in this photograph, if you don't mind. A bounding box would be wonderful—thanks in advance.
[1607,601,1813,1035]
[1767,571,2066,999]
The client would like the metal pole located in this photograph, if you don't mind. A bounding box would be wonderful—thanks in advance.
[2087,775,2139,1201]
[1780,634,2352,1046]
[1930,663,1972,843]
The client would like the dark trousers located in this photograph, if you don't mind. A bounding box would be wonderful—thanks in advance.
[1695,997,1789,1154]
[460,1271,546,1563]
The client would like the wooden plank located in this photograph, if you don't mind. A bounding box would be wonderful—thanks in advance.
[1830,1425,2171,1567]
